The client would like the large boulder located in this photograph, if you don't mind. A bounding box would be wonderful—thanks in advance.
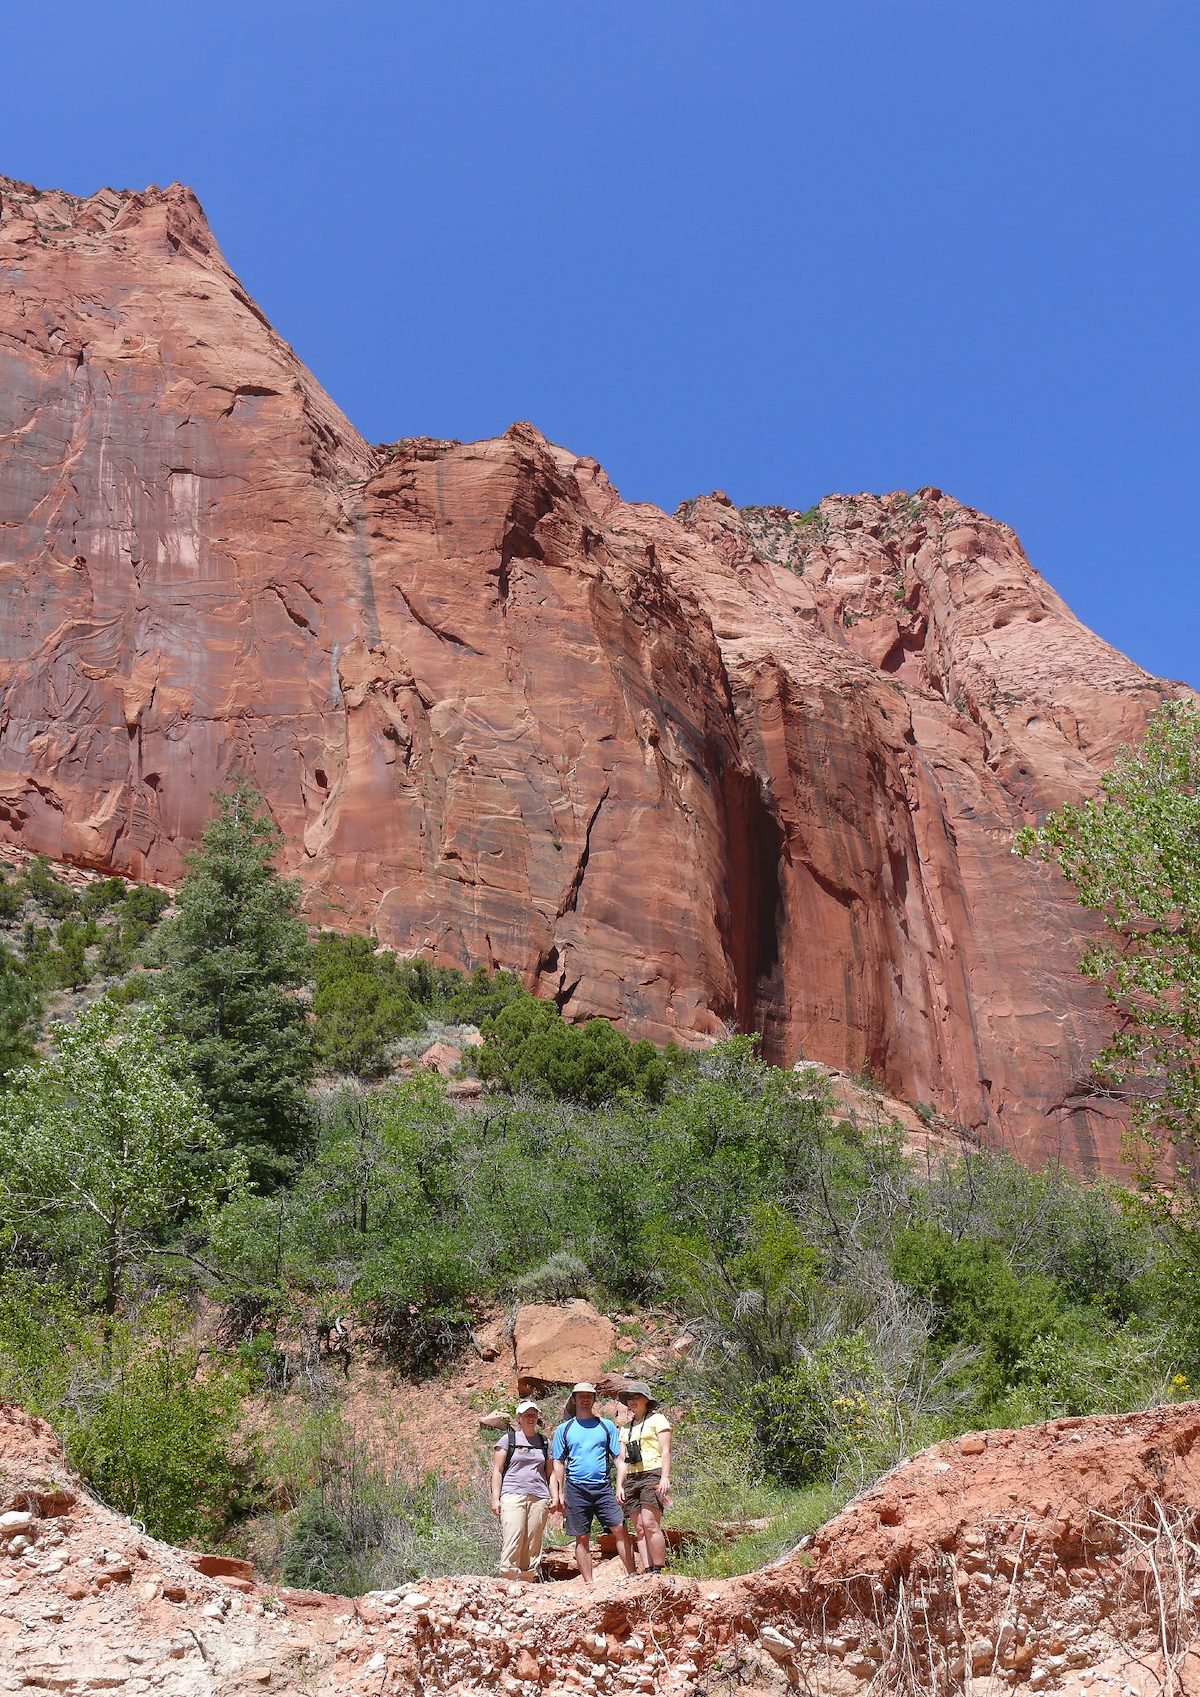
[513,1301,616,1395]
[416,1042,461,1077]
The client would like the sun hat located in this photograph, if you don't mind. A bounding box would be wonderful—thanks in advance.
[515,1398,540,1415]
[563,1381,599,1419]
[619,1380,658,1409]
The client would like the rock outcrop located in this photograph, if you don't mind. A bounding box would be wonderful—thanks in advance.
[5,1399,1200,1693]
[0,174,1190,1168]
[512,1301,618,1396]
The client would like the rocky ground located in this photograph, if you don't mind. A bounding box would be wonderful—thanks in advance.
[5,1400,1200,1695]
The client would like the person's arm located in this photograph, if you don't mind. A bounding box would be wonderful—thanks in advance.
[490,1446,505,1517]
[610,1421,628,1504]
[551,1457,566,1512]
[658,1424,673,1504]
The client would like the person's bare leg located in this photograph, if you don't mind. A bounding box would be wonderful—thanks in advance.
[611,1521,636,1574]
[640,1506,667,1568]
[575,1535,594,1584]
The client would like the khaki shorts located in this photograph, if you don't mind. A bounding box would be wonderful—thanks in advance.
[623,1469,664,1514]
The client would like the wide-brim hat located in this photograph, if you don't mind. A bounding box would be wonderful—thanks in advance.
[619,1380,658,1409]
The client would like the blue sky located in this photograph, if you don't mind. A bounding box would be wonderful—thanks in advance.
[5,1,1197,684]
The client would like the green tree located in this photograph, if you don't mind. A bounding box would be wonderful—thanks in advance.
[1017,701,1200,1192]
[311,932,423,1077]
[0,941,40,1081]
[477,996,670,1104]
[155,785,315,1186]
[0,999,234,1319]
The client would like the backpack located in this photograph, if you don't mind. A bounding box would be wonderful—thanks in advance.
[500,1428,550,1480]
[556,1417,618,1472]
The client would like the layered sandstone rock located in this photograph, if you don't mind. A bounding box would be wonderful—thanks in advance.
[0,174,1188,1168]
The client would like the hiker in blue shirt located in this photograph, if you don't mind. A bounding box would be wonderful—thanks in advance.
[551,1382,636,1584]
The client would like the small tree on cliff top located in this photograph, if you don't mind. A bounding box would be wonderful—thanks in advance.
[1017,700,1200,1200]
[155,784,315,1188]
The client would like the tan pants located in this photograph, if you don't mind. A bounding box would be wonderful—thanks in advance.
[498,1493,550,1580]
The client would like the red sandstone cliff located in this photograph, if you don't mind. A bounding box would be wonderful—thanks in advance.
[0,174,1186,1168]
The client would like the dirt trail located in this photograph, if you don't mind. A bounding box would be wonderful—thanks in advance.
[4,1401,1200,1694]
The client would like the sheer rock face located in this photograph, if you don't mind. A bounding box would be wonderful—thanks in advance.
[0,176,1186,1169]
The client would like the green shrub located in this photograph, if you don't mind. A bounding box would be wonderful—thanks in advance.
[437,965,526,1025]
[311,932,424,1077]
[512,1251,590,1303]
[0,1285,253,1544]
[745,1337,879,1485]
[354,1228,475,1372]
[0,941,40,1080]
[67,1321,253,1542]
[478,997,669,1104]
[890,1223,1062,1404]
[271,1413,492,1592]
[20,856,77,919]
[0,870,22,922]
[80,876,129,918]
[1011,1320,1171,1421]
[281,1494,352,1591]
[47,919,94,989]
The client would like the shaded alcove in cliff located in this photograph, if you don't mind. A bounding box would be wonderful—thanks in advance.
[717,763,786,1063]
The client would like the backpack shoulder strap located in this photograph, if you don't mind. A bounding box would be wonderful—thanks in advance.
[500,1427,517,1479]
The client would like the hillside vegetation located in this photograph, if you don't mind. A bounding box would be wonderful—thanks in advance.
[0,716,1197,1588]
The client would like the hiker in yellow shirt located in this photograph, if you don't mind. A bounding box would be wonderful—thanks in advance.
[615,1381,673,1574]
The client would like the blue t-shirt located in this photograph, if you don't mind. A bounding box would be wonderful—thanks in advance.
[552,1416,619,1485]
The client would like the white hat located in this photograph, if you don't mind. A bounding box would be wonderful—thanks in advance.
[515,1398,540,1415]
[571,1381,597,1395]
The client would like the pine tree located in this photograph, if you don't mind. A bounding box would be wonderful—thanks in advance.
[155,784,315,1187]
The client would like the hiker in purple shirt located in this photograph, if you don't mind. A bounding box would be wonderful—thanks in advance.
[491,1399,552,1581]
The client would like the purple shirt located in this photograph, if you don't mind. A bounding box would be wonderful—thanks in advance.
[494,1431,551,1499]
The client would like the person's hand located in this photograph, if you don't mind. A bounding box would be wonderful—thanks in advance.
[616,1486,626,1507]
[492,1500,501,1518]
[659,1486,673,1507]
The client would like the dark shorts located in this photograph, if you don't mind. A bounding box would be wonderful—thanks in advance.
[565,1478,624,1538]
[623,1469,664,1514]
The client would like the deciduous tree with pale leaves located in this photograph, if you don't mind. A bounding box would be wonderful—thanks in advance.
[0,998,239,1319]
[1017,700,1200,1197]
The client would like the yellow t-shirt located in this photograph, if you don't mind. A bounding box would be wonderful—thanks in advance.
[622,1410,671,1472]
